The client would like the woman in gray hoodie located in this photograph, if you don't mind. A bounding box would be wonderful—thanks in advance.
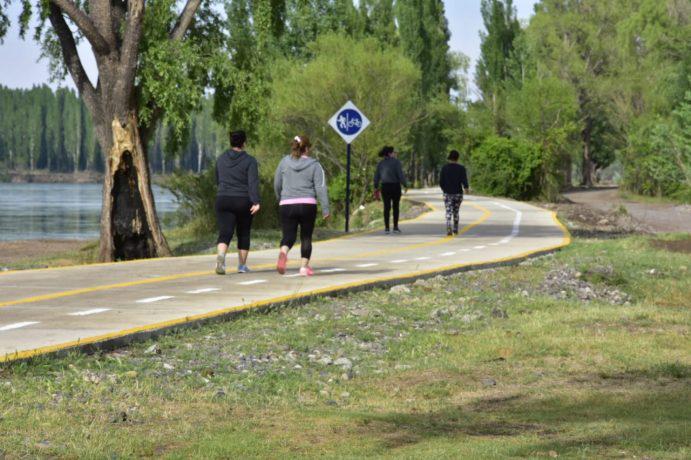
[274,135,330,276]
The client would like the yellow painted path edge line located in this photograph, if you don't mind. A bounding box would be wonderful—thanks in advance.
[0,202,488,309]
[1,210,570,363]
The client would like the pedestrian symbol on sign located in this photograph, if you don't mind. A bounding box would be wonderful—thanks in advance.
[328,101,370,144]
[336,110,363,135]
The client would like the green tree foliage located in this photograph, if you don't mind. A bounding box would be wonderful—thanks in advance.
[505,77,579,198]
[269,33,422,209]
[622,92,691,200]
[471,136,543,200]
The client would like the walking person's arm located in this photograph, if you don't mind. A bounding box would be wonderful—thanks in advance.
[313,163,330,218]
[274,159,284,200]
[439,166,447,193]
[397,159,408,190]
[374,161,382,190]
[461,166,469,194]
[248,158,261,214]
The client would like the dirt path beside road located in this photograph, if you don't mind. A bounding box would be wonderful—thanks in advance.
[564,188,691,233]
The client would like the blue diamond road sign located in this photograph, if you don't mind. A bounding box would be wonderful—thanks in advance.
[328,101,370,144]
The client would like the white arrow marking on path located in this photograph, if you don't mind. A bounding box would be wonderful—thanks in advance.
[186,288,220,294]
[0,322,39,331]
[69,308,111,316]
[238,280,267,286]
[136,296,174,304]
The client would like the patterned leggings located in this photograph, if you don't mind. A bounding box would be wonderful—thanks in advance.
[444,194,463,231]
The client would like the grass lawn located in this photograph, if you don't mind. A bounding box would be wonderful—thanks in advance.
[1,232,689,458]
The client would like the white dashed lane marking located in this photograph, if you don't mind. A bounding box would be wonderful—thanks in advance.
[285,274,302,278]
[186,288,221,294]
[320,268,347,273]
[238,280,267,286]
[415,257,431,261]
[136,296,174,304]
[355,263,379,268]
[440,252,456,257]
[68,308,111,316]
[390,259,408,264]
[473,245,487,250]
[0,322,39,331]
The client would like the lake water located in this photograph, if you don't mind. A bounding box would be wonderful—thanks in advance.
[0,183,179,241]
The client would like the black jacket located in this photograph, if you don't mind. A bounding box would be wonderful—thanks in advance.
[439,163,469,195]
[216,150,260,204]
[374,157,407,188]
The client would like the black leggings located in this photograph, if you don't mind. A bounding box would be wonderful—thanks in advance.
[280,204,317,259]
[381,183,402,230]
[216,196,253,250]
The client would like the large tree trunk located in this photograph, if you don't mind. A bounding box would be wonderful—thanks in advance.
[581,118,595,187]
[98,112,171,261]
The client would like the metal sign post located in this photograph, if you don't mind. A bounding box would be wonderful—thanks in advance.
[328,101,370,232]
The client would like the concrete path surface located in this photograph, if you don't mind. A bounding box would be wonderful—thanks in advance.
[0,190,570,362]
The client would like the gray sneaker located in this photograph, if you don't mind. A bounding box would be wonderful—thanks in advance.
[215,255,226,275]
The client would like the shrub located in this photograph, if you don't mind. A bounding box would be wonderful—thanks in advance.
[164,162,279,235]
[470,136,544,200]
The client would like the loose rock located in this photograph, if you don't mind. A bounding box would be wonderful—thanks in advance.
[389,285,411,294]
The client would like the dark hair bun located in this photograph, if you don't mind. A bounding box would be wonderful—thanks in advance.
[230,130,247,148]
[379,146,394,157]
[447,150,460,161]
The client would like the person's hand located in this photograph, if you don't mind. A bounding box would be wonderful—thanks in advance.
[404,187,408,195]
[323,213,331,220]
[373,189,381,201]
[464,188,471,195]
[250,204,261,215]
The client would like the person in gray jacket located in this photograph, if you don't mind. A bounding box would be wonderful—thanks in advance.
[374,146,407,234]
[274,134,330,276]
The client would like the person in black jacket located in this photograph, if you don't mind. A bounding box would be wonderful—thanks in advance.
[374,146,407,234]
[215,130,261,275]
[439,150,469,236]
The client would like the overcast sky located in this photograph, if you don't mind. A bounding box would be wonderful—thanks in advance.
[0,0,538,96]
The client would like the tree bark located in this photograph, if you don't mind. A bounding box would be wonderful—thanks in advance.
[197,140,203,174]
[98,112,171,261]
[581,118,594,187]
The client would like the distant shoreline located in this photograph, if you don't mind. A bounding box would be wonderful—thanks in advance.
[2,170,103,184]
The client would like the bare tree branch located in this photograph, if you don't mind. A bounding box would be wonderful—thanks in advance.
[170,0,202,40]
[88,0,118,49]
[116,0,145,104]
[50,0,110,54]
[48,2,101,118]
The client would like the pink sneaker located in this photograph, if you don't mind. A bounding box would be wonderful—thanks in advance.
[277,252,288,275]
[299,266,314,277]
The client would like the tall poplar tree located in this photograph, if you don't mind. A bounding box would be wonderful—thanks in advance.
[475,0,521,134]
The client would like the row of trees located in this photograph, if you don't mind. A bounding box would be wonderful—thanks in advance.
[468,0,690,200]
[0,86,229,175]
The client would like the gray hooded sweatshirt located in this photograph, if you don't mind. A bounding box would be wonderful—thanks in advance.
[274,155,330,216]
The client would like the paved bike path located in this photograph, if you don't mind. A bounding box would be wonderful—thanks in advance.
[0,190,570,362]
